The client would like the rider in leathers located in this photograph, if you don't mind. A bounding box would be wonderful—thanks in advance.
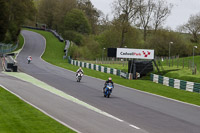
[103,77,114,93]
[76,67,84,77]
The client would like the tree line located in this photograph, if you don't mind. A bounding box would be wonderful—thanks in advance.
[1,0,199,59]
[0,0,36,43]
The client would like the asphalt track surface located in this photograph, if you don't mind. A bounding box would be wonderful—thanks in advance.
[1,30,200,133]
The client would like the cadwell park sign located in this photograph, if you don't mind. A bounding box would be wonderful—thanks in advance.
[116,48,154,60]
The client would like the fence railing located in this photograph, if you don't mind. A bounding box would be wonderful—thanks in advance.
[0,42,18,54]
[155,56,200,72]
[150,73,200,93]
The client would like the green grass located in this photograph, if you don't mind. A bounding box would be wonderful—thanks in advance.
[92,56,200,83]
[0,87,76,133]
[24,28,200,106]
[80,60,129,72]
[16,34,24,51]
[155,56,200,83]
[99,64,128,72]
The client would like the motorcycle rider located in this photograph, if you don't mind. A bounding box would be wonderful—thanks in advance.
[76,67,84,77]
[27,56,32,64]
[103,77,114,93]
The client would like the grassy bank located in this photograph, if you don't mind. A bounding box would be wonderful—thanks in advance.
[16,34,24,51]
[88,56,200,83]
[0,87,76,133]
[24,29,200,106]
[154,56,200,83]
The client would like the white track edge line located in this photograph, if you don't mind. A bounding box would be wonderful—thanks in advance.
[129,124,140,129]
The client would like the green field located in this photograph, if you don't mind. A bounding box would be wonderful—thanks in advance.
[0,87,76,133]
[154,56,200,83]
[24,29,200,106]
[16,34,24,51]
[87,56,200,83]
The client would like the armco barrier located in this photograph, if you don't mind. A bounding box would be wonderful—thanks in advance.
[70,59,129,79]
[0,42,18,54]
[150,73,200,93]
[22,26,64,42]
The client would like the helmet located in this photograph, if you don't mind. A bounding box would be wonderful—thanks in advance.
[108,77,112,80]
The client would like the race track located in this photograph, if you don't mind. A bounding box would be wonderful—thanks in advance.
[1,30,200,133]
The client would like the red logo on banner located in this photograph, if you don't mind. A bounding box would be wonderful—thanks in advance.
[142,51,151,57]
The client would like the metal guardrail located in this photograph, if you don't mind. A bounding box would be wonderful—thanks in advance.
[0,42,18,54]
[63,40,70,59]
[22,26,64,42]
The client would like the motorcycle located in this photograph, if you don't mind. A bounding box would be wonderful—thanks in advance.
[28,59,31,64]
[104,83,113,98]
[27,56,32,64]
[76,72,83,82]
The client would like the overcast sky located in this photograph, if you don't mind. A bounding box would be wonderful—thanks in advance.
[90,0,200,30]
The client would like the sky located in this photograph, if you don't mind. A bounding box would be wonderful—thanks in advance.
[90,0,200,30]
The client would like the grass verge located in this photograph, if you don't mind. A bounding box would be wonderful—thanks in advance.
[84,57,200,83]
[16,34,24,51]
[0,87,76,133]
[154,56,200,82]
[24,29,200,106]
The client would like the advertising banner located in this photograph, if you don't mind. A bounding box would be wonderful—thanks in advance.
[116,48,154,59]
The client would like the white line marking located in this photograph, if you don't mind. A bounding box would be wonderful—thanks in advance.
[0,84,82,133]
[117,84,200,108]
[129,124,140,129]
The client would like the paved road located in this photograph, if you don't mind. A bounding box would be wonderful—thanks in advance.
[0,73,145,133]
[5,30,200,133]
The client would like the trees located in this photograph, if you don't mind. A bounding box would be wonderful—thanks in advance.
[53,0,76,31]
[147,30,190,56]
[152,0,172,32]
[8,0,36,42]
[112,0,172,42]
[0,0,36,43]
[0,0,9,41]
[37,0,76,30]
[181,13,200,43]
[136,0,172,41]
[77,0,101,34]
[64,9,91,34]
[63,9,91,45]
[96,23,141,49]
[137,0,155,41]
[112,0,140,47]
[37,0,57,29]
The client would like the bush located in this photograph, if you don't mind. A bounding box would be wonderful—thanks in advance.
[64,30,83,45]
[68,36,101,60]
[146,30,190,56]
[68,43,80,59]
[64,8,91,34]
[95,26,142,49]
[81,36,101,60]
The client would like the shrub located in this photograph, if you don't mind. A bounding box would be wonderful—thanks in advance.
[64,30,83,45]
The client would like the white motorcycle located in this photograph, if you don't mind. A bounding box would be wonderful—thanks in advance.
[76,72,83,82]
